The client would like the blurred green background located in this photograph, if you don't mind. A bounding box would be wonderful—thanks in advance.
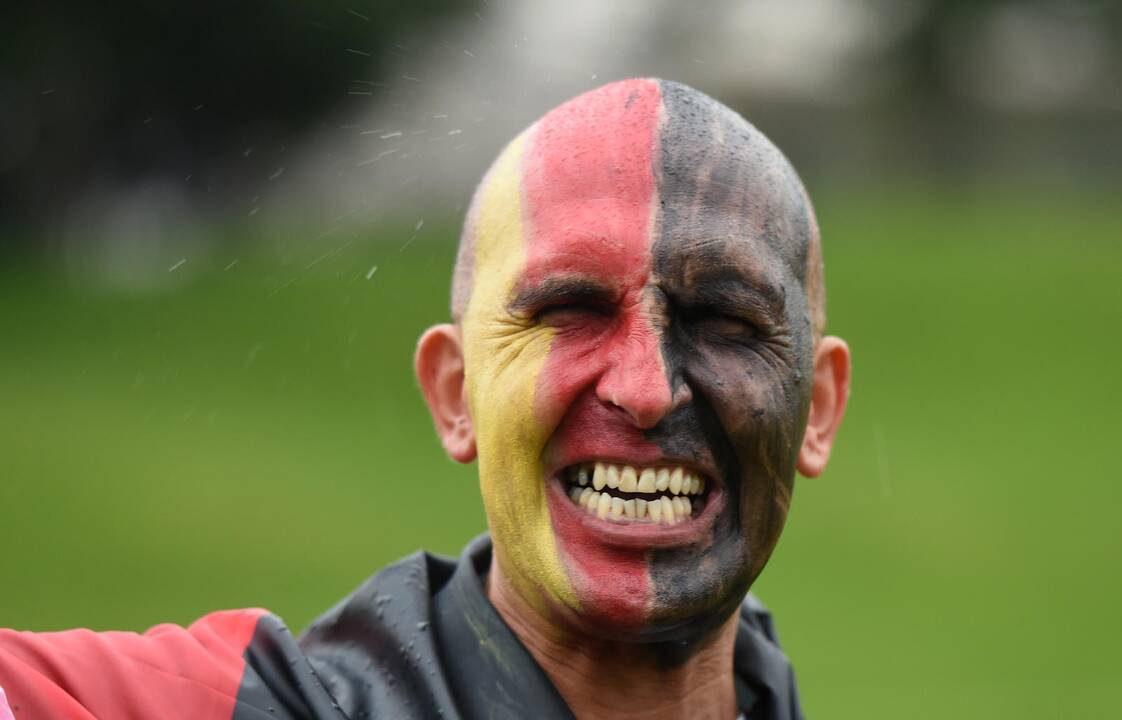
[4,0,1122,717]
[3,187,1119,718]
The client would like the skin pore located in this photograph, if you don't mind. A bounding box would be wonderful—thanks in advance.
[416,79,850,719]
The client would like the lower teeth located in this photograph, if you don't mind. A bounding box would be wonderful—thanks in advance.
[567,485,698,525]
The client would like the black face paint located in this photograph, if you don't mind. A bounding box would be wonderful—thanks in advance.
[629,81,817,651]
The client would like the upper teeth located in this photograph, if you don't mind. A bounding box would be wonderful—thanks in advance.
[565,462,706,525]
[580,462,704,496]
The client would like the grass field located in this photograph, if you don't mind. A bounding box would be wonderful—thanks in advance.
[2,188,1119,718]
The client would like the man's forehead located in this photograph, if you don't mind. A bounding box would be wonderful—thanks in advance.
[518,79,660,292]
[655,81,813,283]
[516,80,812,281]
[454,79,817,323]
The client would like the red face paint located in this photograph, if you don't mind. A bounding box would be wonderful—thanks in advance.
[519,79,668,628]
[542,392,662,627]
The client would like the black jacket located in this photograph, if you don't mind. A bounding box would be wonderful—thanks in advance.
[0,534,803,719]
[265,534,804,719]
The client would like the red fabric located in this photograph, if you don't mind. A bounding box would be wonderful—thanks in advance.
[0,608,265,720]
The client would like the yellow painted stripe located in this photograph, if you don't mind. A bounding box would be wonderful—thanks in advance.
[461,130,578,612]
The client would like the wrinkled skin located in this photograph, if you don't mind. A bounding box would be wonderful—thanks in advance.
[449,79,819,644]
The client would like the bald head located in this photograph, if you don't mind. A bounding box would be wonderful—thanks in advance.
[452,79,825,340]
[418,79,850,642]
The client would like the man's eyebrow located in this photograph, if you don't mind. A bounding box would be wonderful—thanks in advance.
[509,277,617,313]
[678,271,787,318]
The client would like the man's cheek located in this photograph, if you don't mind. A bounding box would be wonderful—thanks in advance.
[533,353,661,630]
[692,354,800,570]
[531,333,611,428]
[469,328,555,490]
[685,348,798,436]
[671,354,794,501]
[464,323,583,612]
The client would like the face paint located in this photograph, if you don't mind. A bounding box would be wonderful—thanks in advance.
[643,81,817,637]
[460,131,579,614]
[523,80,665,632]
[461,79,817,642]
[462,79,665,623]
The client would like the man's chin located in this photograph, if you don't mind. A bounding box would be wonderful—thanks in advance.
[538,473,750,642]
[547,577,745,647]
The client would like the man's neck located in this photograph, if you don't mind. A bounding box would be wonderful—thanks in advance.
[487,561,740,720]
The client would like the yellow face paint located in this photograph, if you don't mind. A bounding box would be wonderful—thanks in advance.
[460,130,578,613]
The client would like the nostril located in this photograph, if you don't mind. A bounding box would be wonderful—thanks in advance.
[596,376,674,429]
[618,394,673,430]
[602,395,646,426]
[593,337,675,428]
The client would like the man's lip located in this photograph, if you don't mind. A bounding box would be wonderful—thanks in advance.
[546,472,726,550]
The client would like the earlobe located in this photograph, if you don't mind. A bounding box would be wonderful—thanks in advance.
[797,336,851,478]
[415,324,477,463]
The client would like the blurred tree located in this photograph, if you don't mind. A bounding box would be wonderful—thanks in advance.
[0,0,462,236]
[902,0,1121,102]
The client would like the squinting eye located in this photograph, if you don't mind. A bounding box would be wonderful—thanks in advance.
[536,304,607,327]
[696,315,757,341]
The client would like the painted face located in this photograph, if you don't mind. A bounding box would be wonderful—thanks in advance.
[460,79,817,640]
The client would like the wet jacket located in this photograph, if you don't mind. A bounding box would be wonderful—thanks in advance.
[0,534,803,719]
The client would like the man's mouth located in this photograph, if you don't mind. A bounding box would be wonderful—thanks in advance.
[562,462,708,525]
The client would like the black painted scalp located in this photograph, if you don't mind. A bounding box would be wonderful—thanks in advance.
[639,81,823,638]
[654,79,824,340]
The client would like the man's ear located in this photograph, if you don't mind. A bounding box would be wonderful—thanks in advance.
[797,336,851,478]
[415,324,477,463]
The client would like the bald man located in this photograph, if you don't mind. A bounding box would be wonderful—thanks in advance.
[0,79,849,720]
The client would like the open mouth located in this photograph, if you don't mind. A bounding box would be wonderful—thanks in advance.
[562,462,709,525]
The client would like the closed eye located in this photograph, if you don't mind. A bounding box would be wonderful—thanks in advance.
[535,302,612,328]
[680,307,758,344]
[697,315,756,339]
[510,277,618,327]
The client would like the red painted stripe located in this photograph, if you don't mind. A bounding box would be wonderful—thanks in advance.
[521,79,665,626]
[0,608,265,719]
[545,392,666,628]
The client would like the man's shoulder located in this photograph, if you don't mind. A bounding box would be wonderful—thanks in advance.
[295,544,473,720]
[301,546,460,633]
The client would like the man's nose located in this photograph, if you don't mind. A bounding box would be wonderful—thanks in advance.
[594,316,689,429]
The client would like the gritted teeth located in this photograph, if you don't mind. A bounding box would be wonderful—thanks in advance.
[563,462,707,525]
